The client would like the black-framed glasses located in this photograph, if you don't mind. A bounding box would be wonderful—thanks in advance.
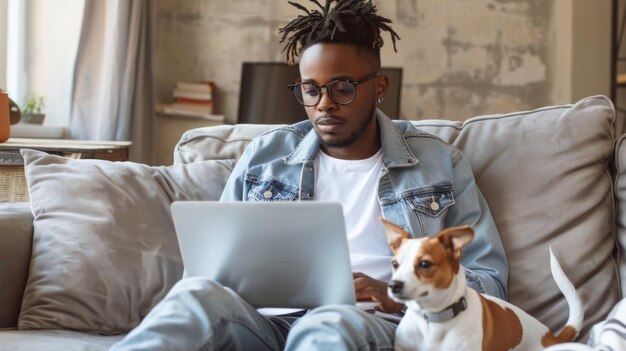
[287,72,380,107]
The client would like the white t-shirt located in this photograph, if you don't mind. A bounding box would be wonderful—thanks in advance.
[314,148,393,282]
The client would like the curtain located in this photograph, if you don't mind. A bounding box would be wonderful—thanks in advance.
[70,0,154,164]
[0,0,7,89]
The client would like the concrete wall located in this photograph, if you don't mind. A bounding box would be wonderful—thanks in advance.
[387,0,554,120]
[550,0,611,109]
[154,0,599,124]
[569,1,611,102]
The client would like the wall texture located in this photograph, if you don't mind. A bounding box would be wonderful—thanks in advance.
[153,0,601,123]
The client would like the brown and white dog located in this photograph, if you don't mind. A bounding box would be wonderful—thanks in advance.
[382,219,584,351]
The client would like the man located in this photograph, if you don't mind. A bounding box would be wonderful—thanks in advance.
[112,1,507,350]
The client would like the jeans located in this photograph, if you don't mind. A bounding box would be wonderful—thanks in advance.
[110,277,397,351]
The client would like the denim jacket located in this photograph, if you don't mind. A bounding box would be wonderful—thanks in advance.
[220,111,508,300]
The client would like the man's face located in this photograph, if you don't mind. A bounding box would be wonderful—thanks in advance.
[298,43,387,159]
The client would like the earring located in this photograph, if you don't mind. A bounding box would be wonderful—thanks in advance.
[377,97,384,104]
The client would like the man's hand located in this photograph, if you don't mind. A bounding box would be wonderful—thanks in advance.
[353,272,404,314]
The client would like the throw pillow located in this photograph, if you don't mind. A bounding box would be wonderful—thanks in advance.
[417,95,618,337]
[17,149,232,334]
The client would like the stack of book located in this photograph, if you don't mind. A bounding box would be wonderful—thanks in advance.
[159,81,224,122]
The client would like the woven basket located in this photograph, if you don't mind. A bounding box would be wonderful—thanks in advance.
[0,165,29,202]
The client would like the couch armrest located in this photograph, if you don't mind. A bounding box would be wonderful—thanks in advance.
[0,202,33,329]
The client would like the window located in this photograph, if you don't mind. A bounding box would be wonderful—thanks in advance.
[4,0,84,127]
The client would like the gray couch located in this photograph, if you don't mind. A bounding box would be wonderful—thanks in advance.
[0,95,624,350]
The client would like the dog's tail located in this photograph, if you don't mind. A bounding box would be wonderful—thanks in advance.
[549,246,584,341]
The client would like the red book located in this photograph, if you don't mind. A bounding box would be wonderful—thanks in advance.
[175,97,213,105]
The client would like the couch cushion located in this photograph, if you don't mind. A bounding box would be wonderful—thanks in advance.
[18,150,229,334]
[0,202,33,329]
[174,95,619,337]
[0,329,123,351]
[174,124,277,165]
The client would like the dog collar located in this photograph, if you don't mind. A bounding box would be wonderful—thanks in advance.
[419,296,467,323]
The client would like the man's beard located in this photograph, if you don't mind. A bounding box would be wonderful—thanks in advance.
[320,104,377,148]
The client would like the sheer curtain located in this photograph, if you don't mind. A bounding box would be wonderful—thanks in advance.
[70,0,154,163]
[0,0,7,89]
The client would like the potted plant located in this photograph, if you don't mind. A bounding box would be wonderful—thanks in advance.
[22,94,45,124]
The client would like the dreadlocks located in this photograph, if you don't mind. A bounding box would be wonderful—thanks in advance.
[279,0,400,65]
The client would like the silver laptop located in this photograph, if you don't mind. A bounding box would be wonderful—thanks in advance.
[171,201,358,309]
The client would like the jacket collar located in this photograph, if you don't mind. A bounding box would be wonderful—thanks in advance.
[283,124,319,164]
[284,109,419,167]
[377,110,419,168]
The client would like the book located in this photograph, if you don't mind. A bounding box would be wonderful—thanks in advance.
[176,81,215,93]
[164,80,218,119]
[174,97,214,105]
[159,105,224,122]
[173,89,212,101]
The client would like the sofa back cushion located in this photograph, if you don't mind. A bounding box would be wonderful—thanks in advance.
[418,96,618,337]
[175,95,619,337]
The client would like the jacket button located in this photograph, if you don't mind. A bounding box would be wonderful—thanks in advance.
[430,202,440,211]
[263,190,273,199]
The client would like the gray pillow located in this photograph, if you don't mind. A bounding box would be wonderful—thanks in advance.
[18,149,232,334]
[416,95,618,338]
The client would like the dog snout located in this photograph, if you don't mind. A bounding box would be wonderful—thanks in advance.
[389,280,404,294]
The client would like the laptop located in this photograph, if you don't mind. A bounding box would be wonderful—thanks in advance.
[171,201,366,309]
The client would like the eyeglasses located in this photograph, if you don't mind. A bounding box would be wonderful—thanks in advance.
[287,72,380,107]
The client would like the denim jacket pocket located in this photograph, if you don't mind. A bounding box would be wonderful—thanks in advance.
[403,184,455,217]
[245,174,299,201]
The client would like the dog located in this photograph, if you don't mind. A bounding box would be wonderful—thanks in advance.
[381,219,584,351]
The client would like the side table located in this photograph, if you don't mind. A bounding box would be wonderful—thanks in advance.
[0,138,132,202]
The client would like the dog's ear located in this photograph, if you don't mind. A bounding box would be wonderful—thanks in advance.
[436,225,474,253]
[380,218,410,254]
